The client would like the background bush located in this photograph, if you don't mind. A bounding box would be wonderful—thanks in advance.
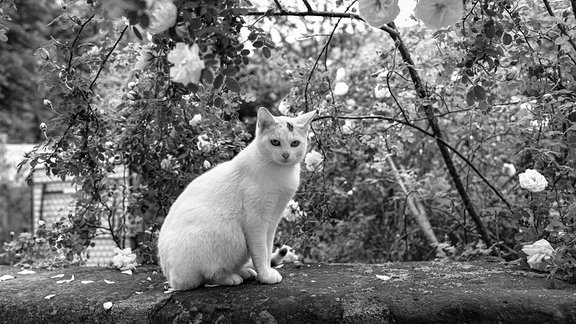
[0,0,574,281]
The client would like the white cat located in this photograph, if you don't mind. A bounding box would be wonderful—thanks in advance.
[158,107,316,290]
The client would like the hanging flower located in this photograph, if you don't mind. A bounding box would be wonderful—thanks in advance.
[282,200,307,221]
[374,84,390,99]
[102,0,141,19]
[305,150,323,172]
[202,160,212,170]
[358,0,400,27]
[134,50,155,70]
[501,162,516,177]
[333,82,349,96]
[197,134,213,152]
[189,114,202,126]
[518,169,548,192]
[167,43,205,85]
[278,99,290,116]
[522,239,554,271]
[146,0,177,34]
[414,0,463,30]
[336,67,346,81]
[160,155,173,171]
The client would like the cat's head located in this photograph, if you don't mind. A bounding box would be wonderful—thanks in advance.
[255,107,317,166]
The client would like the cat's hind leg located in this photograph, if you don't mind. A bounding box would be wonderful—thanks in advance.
[238,266,257,280]
[205,273,243,286]
[168,270,204,291]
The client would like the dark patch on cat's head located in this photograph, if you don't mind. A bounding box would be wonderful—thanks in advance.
[286,122,294,132]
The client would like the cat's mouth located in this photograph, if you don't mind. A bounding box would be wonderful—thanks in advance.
[276,159,296,166]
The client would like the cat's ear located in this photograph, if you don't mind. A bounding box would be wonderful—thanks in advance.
[257,107,276,130]
[295,110,317,127]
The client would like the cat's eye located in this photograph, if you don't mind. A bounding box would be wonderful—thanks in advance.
[290,140,300,147]
[270,139,281,146]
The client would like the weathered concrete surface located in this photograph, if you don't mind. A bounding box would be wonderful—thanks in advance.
[0,261,575,323]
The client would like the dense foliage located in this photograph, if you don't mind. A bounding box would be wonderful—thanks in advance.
[1,0,575,282]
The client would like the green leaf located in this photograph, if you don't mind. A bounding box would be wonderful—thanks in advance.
[466,88,475,106]
[253,40,264,48]
[190,18,202,30]
[202,68,214,85]
[222,66,237,76]
[132,26,143,40]
[262,47,271,58]
[213,74,224,89]
[474,85,486,100]
[225,76,241,93]
[502,32,512,45]
[214,97,224,107]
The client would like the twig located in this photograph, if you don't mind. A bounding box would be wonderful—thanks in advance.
[541,0,576,56]
[302,0,313,12]
[89,25,129,90]
[387,156,439,247]
[303,2,356,111]
[273,0,285,12]
[314,114,512,211]
[245,10,364,21]
[382,22,495,250]
[67,14,95,70]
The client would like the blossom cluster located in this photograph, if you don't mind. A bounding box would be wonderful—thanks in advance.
[282,200,307,221]
[358,0,463,30]
[112,248,138,271]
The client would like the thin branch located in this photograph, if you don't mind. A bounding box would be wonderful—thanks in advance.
[542,0,576,54]
[303,2,356,111]
[245,10,364,21]
[89,25,129,90]
[314,114,512,211]
[273,0,285,12]
[382,22,495,249]
[302,0,313,12]
[67,14,95,69]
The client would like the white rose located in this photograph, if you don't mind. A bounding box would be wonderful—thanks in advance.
[277,99,290,116]
[414,0,463,30]
[112,248,138,271]
[333,82,349,96]
[522,239,554,270]
[146,1,177,34]
[501,163,516,177]
[197,134,212,152]
[305,150,323,172]
[168,43,205,85]
[336,67,346,81]
[374,84,390,99]
[202,160,211,169]
[358,0,400,27]
[189,114,202,126]
[518,169,548,192]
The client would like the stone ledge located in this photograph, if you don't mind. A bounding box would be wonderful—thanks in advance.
[1,261,575,323]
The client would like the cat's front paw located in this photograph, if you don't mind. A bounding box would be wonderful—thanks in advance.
[257,268,282,284]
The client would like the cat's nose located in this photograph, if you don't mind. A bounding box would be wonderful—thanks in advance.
[282,152,290,160]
